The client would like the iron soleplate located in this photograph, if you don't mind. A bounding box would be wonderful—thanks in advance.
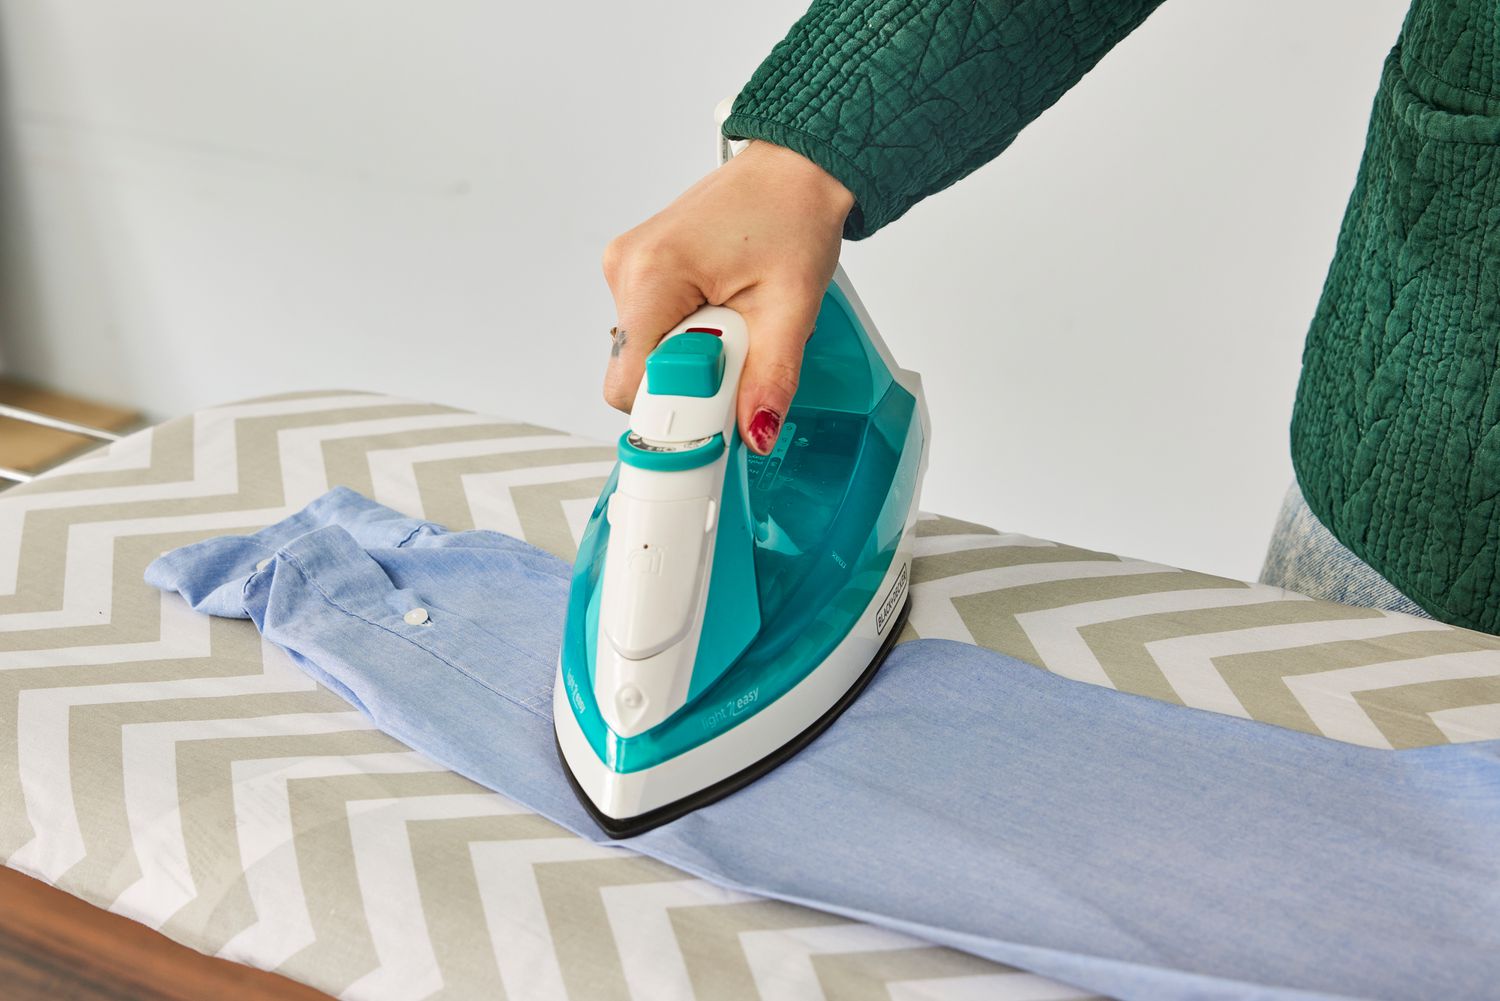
[556,597,912,840]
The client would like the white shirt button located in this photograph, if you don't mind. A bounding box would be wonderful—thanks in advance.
[403,607,430,626]
[255,558,271,572]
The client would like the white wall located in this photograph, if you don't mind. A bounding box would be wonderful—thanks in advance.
[0,0,1409,579]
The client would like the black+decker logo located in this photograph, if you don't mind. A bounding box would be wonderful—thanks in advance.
[875,562,909,635]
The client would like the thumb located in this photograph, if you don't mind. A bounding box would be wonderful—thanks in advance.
[735,296,820,455]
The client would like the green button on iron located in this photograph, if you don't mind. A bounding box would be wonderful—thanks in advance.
[645,332,725,398]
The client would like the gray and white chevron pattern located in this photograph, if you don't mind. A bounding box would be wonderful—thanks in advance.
[3,390,1496,1000]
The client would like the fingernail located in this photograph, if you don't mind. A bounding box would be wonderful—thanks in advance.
[747,407,782,455]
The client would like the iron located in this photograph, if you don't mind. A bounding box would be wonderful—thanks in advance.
[554,264,929,837]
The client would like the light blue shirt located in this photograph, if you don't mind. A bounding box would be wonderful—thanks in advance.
[146,487,1500,1001]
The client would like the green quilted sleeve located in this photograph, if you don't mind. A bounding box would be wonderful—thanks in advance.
[723,0,1165,238]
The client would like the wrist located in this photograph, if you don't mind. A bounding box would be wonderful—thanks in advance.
[738,139,855,224]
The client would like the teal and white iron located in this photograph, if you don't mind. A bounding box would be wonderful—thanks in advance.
[554,101,928,837]
[554,262,929,837]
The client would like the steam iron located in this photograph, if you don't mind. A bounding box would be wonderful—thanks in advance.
[554,263,929,837]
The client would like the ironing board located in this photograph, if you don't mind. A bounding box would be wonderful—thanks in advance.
[4,390,1497,1001]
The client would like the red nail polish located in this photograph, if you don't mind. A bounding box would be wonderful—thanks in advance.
[747,407,782,454]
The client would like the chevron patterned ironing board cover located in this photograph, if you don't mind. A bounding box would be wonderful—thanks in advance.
[4,391,1497,1001]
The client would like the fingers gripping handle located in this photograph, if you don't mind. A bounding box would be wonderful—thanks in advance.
[627,306,749,445]
[598,307,748,738]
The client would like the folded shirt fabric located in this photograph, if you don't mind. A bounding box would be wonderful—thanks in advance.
[146,487,1500,1001]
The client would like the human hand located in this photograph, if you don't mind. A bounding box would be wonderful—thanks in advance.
[602,140,853,454]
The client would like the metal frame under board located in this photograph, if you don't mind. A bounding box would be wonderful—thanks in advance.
[0,404,122,484]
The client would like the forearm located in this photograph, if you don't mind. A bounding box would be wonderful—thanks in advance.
[724,0,1166,238]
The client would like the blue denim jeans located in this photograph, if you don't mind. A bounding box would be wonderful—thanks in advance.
[1259,482,1430,618]
[147,488,1500,1001]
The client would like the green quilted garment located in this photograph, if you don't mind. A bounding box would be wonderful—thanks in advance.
[1292,1,1500,633]
[724,0,1165,239]
[727,0,1500,633]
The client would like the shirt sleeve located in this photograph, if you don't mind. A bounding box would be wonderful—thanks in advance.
[722,0,1166,239]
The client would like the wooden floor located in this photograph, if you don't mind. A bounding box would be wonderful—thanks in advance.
[0,866,329,1001]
